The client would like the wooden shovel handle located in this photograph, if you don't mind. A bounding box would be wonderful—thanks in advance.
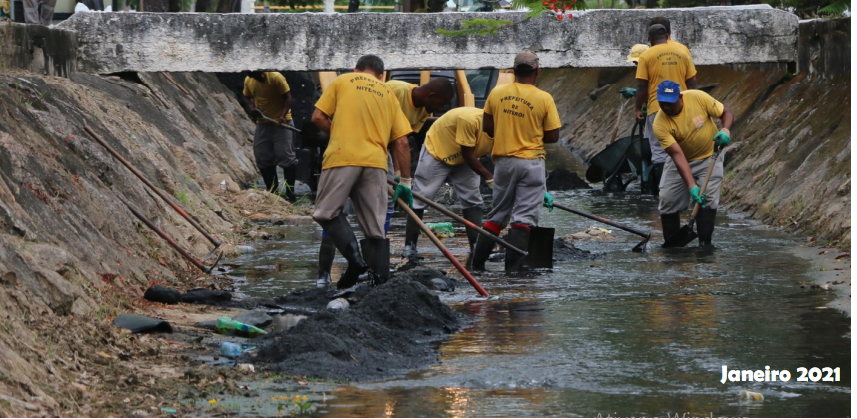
[689,148,721,220]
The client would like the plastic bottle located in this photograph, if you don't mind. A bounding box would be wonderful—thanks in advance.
[216,317,267,337]
[235,245,255,253]
[424,222,455,238]
[220,342,243,358]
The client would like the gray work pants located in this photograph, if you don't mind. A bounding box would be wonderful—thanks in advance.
[645,112,669,165]
[412,145,482,211]
[658,152,724,214]
[252,122,296,169]
[313,166,388,239]
[486,156,545,228]
[24,0,56,25]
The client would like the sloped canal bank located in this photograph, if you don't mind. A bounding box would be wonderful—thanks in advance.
[216,187,850,418]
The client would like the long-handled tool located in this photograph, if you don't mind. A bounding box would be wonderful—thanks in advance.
[83,126,222,259]
[662,146,722,248]
[552,203,652,252]
[386,179,527,256]
[117,195,222,274]
[255,110,302,134]
[388,187,488,297]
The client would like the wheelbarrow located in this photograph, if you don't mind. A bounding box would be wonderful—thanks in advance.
[585,121,645,192]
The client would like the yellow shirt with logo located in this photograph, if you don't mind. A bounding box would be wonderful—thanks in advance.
[652,89,724,162]
[315,72,413,171]
[386,80,431,133]
[243,72,292,122]
[483,83,562,160]
[424,107,494,166]
[635,41,697,114]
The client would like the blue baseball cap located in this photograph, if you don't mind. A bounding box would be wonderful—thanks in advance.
[657,80,681,103]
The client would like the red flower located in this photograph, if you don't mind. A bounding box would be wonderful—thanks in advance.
[557,14,564,19]
[542,1,548,4]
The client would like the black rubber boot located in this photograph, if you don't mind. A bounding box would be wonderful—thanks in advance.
[462,207,482,250]
[259,166,279,192]
[470,232,496,272]
[696,208,717,247]
[361,237,390,285]
[660,212,682,244]
[283,164,297,203]
[402,209,424,260]
[504,226,531,272]
[650,162,664,198]
[316,214,368,289]
[316,234,336,289]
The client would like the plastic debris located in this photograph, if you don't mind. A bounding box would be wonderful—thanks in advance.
[738,390,764,401]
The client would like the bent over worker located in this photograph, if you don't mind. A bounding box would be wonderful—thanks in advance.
[402,107,495,265]
[653,80,733,247]
[310,55,413,289]
[470,50,562,272]
[243,71,298,202]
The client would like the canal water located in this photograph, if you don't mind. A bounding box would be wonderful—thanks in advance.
[221,151,850,418]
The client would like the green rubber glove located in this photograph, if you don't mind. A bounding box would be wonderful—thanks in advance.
[618,87,637,99]
[713,128,731,147]
[689,186,707,207]
[393,179,414,211]
[543,192,554,212]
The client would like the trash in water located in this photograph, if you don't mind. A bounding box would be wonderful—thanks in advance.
[220,342,256,358]
[738,390,764,401]
[215,316,267,337]
[235,245,255,253]
[160,407,178,415]
[327,297,350,310]
[424,222,455,238]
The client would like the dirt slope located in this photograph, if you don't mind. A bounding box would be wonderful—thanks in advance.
[540,65,850,249]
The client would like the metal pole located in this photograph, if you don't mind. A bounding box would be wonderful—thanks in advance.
[83,125,221,248]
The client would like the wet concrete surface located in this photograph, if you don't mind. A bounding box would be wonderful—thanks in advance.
[216,184,850,417]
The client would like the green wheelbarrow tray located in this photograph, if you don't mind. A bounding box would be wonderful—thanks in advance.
[585,134,645,185]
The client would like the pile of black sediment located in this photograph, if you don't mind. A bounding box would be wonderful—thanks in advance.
[546,168,591,190]
[256,278,462,382]
[553,238,606,261]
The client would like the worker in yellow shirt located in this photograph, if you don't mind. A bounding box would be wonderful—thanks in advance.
[652,80,733,247]
[315,77,452,287]
[470,50,562,272]
[635,23,698,198]
[310,55,414,289]
[402,107,495,265]
[243,71,298,202]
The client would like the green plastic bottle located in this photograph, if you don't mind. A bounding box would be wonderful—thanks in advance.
[424,222,455,238]
[215,317,267,338]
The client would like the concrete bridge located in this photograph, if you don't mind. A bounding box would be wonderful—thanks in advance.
[54,6,797,73]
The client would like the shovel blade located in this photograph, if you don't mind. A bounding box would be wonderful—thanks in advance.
[632,233,651,252]
[523,227,554,269]
[662,226,697,248]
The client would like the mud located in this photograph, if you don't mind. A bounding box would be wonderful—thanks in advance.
[256,278,462,383]
[546,168,592,190]
[552,238,606,262]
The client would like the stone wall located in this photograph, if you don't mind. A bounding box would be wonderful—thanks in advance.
[0,22,77,77]
[58,6,798,73]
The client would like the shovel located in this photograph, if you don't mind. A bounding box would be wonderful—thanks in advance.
[83,125,222,260]
[552,202,652,252]
[255,110,302,134]
[662,147,722,248]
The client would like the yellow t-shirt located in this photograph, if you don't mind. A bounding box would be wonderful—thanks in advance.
[243,72,292,122]
[386,80,430,133]
[315,72,413,171]
[652,90,724,162]
[635,41,697,114]
[424,107,494,166]
[483,83,562,160]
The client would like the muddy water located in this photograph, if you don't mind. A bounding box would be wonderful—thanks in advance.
[223,180,849,417]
